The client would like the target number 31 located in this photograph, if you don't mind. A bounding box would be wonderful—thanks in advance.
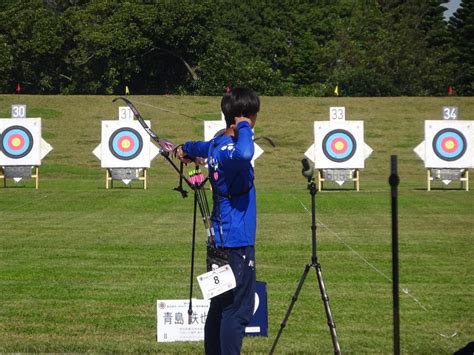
[330,107,345,121]
[11,105,27,118]
[443,106,458,120]
[119,106,134,121]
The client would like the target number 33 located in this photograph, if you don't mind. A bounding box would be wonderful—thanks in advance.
[330,107,345,121]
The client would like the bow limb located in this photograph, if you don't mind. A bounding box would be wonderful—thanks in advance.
[113,96,175,152]
[113,97,193,196]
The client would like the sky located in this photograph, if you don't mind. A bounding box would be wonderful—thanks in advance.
[444,0,461,19]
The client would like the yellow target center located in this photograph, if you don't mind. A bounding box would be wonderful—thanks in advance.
[334,141,345,151]
[121,139,131,149]
[444,140,455,150]
[11,137,22,147]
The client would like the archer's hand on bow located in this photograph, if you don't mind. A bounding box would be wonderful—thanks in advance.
[174,146,206,166]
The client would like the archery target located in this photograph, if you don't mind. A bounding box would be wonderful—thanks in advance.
[1,125,33,158]
[100,120,152,168]
[314,121,365,169]
[432,128,466,161]
[204,120,226,141]
[108,127,143,160]
[0,118,42,165]
[322,129,357,162]
[424,120,473,168]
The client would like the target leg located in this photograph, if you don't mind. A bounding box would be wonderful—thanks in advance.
[427,169,431,191]
[318,170,323,191]
[461,170,469,191]
[35,167,39,189]
[355,169,359,191]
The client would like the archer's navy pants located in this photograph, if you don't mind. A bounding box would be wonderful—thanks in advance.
[204,246,256,355]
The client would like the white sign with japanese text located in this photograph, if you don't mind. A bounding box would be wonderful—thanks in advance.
[157,282,268,342]
[157,299,210,342]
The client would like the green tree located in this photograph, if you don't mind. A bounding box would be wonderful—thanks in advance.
[449,0,474,95]
[0,0,71,93]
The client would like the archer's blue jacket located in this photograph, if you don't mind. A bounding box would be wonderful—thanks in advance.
[183,121,256,248]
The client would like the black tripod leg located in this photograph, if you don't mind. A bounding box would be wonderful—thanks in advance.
[270,263,311,355]
[315,263,341,355]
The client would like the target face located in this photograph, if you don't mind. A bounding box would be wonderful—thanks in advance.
[1,125,34,158]
[0,118,42,165]
[100,120,152,168]
[313,121,365,169]
[424,120,473,168]
[108,127,143,160]
[322,129,357,162]
[432,128,466,161]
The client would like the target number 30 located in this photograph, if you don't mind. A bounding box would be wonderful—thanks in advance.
[443,106,458,120]
[330,107,345,121]
[11,105,27,118]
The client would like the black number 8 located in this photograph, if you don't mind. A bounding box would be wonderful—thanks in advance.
[214,276,220,284]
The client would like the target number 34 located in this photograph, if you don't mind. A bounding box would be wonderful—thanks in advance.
[330,107,345,121]
[443,106,458,120]
[11,105,27,118]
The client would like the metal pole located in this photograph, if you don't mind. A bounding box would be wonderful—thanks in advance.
[389,155,400,355]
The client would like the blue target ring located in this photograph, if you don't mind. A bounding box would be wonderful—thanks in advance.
[1,125,34,159]
[108,127,143,160]
[322,129,357,162]
[432,128,466,161]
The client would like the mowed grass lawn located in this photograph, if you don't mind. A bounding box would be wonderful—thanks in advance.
[0,95,473,354]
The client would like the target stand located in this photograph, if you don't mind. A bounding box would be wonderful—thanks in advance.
[304,112,373,191]
[427,168,469,191]
[92,110,160,190]
[318,168,359,191]
[1,166,39,189]
[414,115,473,191]
[105,168,147,189]
[0,110,53,189]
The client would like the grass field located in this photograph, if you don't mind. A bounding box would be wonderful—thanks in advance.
[0,95,473,354]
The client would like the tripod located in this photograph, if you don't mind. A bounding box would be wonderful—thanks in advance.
[270,159,341,354]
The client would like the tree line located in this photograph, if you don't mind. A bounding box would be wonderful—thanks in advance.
[0,0,472,96]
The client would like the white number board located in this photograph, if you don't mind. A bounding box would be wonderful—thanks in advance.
[329,107,345,121]
[118,106,134,121]
[442,106,458,120]
[11,104,27,118]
